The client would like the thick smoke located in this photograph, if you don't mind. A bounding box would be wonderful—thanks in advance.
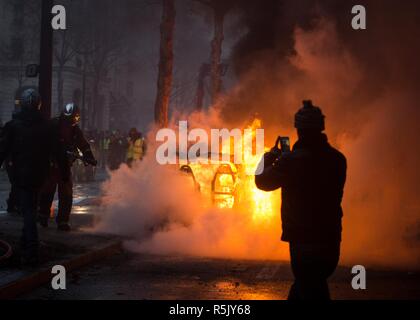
[96,1,420,268]
[221,0,420,268]
[96,140,289,261]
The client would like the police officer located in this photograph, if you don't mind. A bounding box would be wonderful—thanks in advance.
[4,87,30,214]
[0,89,54,266]
[4,111,20,214]
[38,103,97,231]
[255,100,347,300]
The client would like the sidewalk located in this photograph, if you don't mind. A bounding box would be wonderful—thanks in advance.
[0,212,121,299]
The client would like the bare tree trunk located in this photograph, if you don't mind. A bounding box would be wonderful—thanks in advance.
[195,63,209,111]
[91,78,99,129]
[97,94,104,131]
[154,0,176,128]
[195,72,205,111]
[39,0,54,119]
[57,66,64,112]
[210,10,224,104]
[81,57,87,131]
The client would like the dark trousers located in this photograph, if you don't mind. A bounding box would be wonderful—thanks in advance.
[288,242,340,300]
[6,164,18,212]
[7,183,18,212]
[18,187,39,261]
[38,168,73,224]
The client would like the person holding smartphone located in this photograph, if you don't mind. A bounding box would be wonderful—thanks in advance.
[255,100,347,300]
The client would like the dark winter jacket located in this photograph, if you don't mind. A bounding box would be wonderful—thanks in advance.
[0,110,54,189]
[50,116,95,179]
[255,134,347,244]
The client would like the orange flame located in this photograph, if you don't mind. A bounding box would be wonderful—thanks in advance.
[183,118,280,221]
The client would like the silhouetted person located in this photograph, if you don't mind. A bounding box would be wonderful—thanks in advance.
[0,89,54,266]
[0,123,16,213]
[4,90,26,214]
[4,110,19,214]
[38,103,97,232]
[255,100,347,300]
[108,130,128,171]
[126,128,145,166]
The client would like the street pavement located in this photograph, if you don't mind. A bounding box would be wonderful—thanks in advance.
[21,252,420,300]
[0,169,419,300]
[0,169,105,216]
[0,169,121,299]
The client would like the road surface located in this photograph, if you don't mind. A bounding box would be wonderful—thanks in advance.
[20,251,420,300]
[0,169,419,300]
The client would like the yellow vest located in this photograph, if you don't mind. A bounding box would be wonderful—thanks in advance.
[127,138,144,161]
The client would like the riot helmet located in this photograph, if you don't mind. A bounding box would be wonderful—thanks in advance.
[62,103,81,126]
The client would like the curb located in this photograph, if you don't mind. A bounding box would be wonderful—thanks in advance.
[0,240,122,300]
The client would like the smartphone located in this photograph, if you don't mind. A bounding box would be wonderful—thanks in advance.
[279,137,290,153]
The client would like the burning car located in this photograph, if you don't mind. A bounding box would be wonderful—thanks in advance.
[175,118,280,220]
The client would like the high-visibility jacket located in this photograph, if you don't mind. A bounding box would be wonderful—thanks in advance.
[102,138,110,151]
[127,138,144,161]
